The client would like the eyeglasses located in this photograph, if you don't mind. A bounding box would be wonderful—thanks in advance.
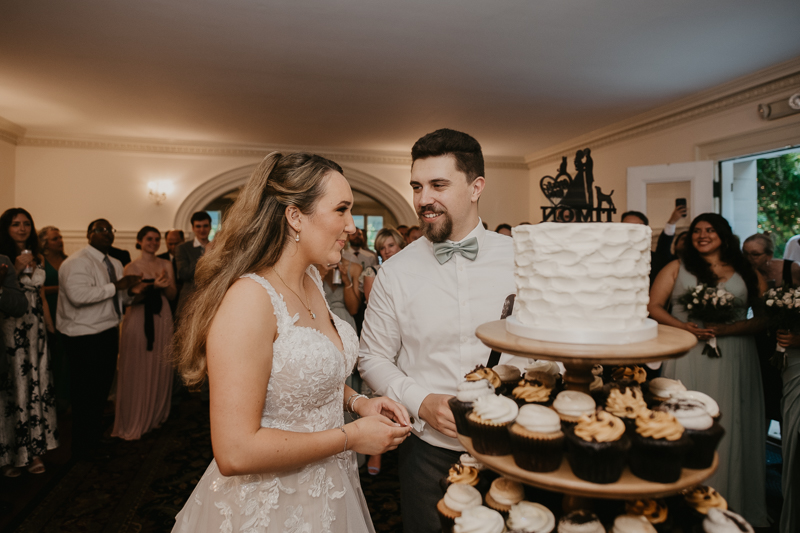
[743,251,767,258]
[91,227,116,234]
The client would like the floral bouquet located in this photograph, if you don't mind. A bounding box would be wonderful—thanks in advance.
[764,286,800,371]
[677,284,738,358]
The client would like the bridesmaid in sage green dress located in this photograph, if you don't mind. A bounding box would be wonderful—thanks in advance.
[777,321,800,533]
[649,213,769,528]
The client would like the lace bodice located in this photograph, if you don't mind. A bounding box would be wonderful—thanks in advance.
[242,267,360,433]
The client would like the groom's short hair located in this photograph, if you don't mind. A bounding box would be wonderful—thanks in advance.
[411,128,484,185]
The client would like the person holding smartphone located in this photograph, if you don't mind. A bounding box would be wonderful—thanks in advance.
[111,225,177,441]
[621,199,687,283]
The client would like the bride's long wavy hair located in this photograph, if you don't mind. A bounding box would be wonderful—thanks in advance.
[172,152,343,387]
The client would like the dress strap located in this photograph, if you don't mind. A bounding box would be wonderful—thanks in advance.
[239,273,296,333]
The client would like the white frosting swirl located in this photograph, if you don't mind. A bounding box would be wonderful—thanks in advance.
[472,394,519,424]
[460,454,485,471]
[525,360,561,376]
[457,379,496,402]
[648,377,686,398]
[515,404,562,433]
[444,483,483,512]
[659,398,714,430]
[454,506,506,533]
[494,364,522,382]
[507,502,555,533]
[702,508,754,533]
[674,390,720,418]
[557,511,605,533]
[611,515,657,533]
[552,391,595,418]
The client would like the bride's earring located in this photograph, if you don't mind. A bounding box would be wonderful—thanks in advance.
[295,230,300,242]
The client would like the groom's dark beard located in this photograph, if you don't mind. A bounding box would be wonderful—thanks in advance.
[418,207,452,243]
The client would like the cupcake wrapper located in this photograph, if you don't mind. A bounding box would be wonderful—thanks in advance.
[508,427,564,472]
[564,427,631,484]
[629,433,692,483]
[683,423,725,469]
[436,499,458,533]
[448,397,473,437]
[467,417,514,456]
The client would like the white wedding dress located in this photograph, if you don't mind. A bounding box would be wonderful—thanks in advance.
[173,268,374,533]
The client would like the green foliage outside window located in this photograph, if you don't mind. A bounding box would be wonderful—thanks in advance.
[757,153,800,257]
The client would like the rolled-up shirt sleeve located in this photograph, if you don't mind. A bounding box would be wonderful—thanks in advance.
[358,270,429,432]
[59,261,116,307]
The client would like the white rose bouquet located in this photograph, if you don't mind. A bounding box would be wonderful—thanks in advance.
[677,283,738,358]
[764,286,800,371]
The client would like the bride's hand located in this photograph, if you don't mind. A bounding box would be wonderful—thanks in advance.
[346,415,411,456]
[355,397,411,427]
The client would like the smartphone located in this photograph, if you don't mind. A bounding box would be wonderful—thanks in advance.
[675,198,687,216]
[140,278,155,283]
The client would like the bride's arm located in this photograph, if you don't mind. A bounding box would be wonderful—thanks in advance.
[208,278,410,477]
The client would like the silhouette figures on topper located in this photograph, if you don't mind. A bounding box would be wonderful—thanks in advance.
[539,148,615,222]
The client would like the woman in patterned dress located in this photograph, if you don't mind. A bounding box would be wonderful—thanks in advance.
[171,152,411,532]
[0,208,58,477]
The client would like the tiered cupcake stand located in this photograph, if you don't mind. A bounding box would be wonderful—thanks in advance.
[458,321,717,509]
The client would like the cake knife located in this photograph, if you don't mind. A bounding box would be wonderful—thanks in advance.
[486,294,516,368]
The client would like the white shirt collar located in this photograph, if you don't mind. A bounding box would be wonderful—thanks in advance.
[193,237,204,248]
[86,245,109,262]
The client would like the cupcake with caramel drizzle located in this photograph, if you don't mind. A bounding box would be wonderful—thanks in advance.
[564,410,631,484]
[605,387,648,432]
[511,371,556,407]
[629,410,691,483]
[678,485,728,531]
[625,499,673,533]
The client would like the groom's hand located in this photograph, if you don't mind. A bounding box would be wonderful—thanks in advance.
[419,394,457,438]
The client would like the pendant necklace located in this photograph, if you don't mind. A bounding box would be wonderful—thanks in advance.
[273,268,315,319]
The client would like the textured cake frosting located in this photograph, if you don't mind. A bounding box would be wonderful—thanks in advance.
[512,222,652,333]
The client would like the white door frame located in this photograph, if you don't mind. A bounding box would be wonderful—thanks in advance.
[627,161,715,221]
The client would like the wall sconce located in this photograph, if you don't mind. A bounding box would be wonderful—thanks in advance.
[147,181,173,206]
[758,91,800,120]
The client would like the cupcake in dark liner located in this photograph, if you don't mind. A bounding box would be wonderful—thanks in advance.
[465,365,503,393]
[454,506,506,533]
[677,485,728,532]
[629,410,691,483]
[493,364,522,396]
[557,510,605,533]
[673,390,722,422]
[484,477,525,517]
[625,499,674,533]
[564,410,631,484]
[593,380,642,409]
[525,360,562,388]
[610,365,648,385]
[702,508,753,533]
[467,394,519,456]
[605,387,648,434]
[508,404,564,472]
[440,462,481,493]
[552,390,596,429]
[437,482,483,533]
[506,501,556,533]
[656,397,724,469]
[645,377,687,408]
[450,379,496,437]
[611,514,658,532]
[511,372,556,407]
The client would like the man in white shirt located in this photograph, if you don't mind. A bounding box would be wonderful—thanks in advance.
[784,234,800,263]
[358,129,526,533]
[58,219,141,457]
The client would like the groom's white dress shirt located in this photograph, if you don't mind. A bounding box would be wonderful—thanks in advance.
[358,220,529,451]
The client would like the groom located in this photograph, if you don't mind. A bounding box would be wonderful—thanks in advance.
[358,128,525,532]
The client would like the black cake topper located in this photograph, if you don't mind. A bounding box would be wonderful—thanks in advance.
[540,148,616,222]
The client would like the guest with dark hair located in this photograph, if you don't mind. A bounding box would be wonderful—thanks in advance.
[112,226,176,440]
[623,205,687,282]
[158,229,184,317]
[175,211,212,318]
[648,213,768,526]
[0,208,58,477]
[494,223,512,236]
[396,225,410,241]
[406,225,422,243]
[38,225,70,411]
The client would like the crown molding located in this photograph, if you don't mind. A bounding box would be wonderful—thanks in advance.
[0,116,25,145]
[525,55,800,168]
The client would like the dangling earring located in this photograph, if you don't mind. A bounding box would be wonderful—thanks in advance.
[295,231,300,243]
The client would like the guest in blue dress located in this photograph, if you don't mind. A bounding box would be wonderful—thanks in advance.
[648,213,769,527]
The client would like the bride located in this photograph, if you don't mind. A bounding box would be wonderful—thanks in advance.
[171,152,412,532]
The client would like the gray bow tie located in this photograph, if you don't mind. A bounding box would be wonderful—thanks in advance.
[432,237,479,265]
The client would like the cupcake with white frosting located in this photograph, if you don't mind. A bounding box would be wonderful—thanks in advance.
[552,391,596,427]
[624,499,673,533]
[645,377,687,407]
[494,364,523,395]
[557,510,605,533]
[702,508,753,533]
[506,501,555,533]
[454,505,507,533]
[467,394,520,455]
[611,515,657,533]
[674,390,722,421]
[484,477,525,517]
[508,404,564,472]
[437,483,484,533]
[450,379,496,437]
[657,397,724,469]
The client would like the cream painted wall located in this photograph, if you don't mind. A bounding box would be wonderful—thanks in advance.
[0,140,15,214]
[527,86,800,226]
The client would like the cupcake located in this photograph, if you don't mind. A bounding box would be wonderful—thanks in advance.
[466,365,503,391]
[450,379,496,437]
[596,380,642,407]
[494,364,523,395]
[484,477,525,516]
[680,485,728,529]
[506,501,556,533]
[589,374,604,394]
[467,394,519,456]
[564,410,631,484]
[629,410,691,483]
[454,506,507,533]
[673,390,722,421]
[508,404,564,472]
[605,387,648,431]
[525,360,562,380]
[557,510,605,533]
[702,508,753,533]
[611,515,657,533]
[645,378,687,407]
[444,463,481,489]
[437,483,483,533]
[625,499,673,533]
[511,373,556,407]
[611,365,648,385]
[656,398,724,469]
[552,391,595,427]
[440,454,494,495]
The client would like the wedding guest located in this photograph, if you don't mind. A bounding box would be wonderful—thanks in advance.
[57,219,142,458]
[358,129,528,533]
[776,328,800,533]
[744,233,800,424]
[175,212,211,319]
[316,259,361,331]
[158,229,184,317]
[112,226,176,441]
[363,227,406,303]
[342,228,377,271]
[648,213,769,527]
[406,225,422,243]
[396,225,410,241]
[784,234,800,262]
[170,152,410,532]
[38,226,70,412]
[622,204,687,283]
[494,223,512,236]
[108,245,132,266]
[0,208,58,476]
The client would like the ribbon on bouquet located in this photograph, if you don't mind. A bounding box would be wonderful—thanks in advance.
[703,337,722,359]
[770,344,787,372]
